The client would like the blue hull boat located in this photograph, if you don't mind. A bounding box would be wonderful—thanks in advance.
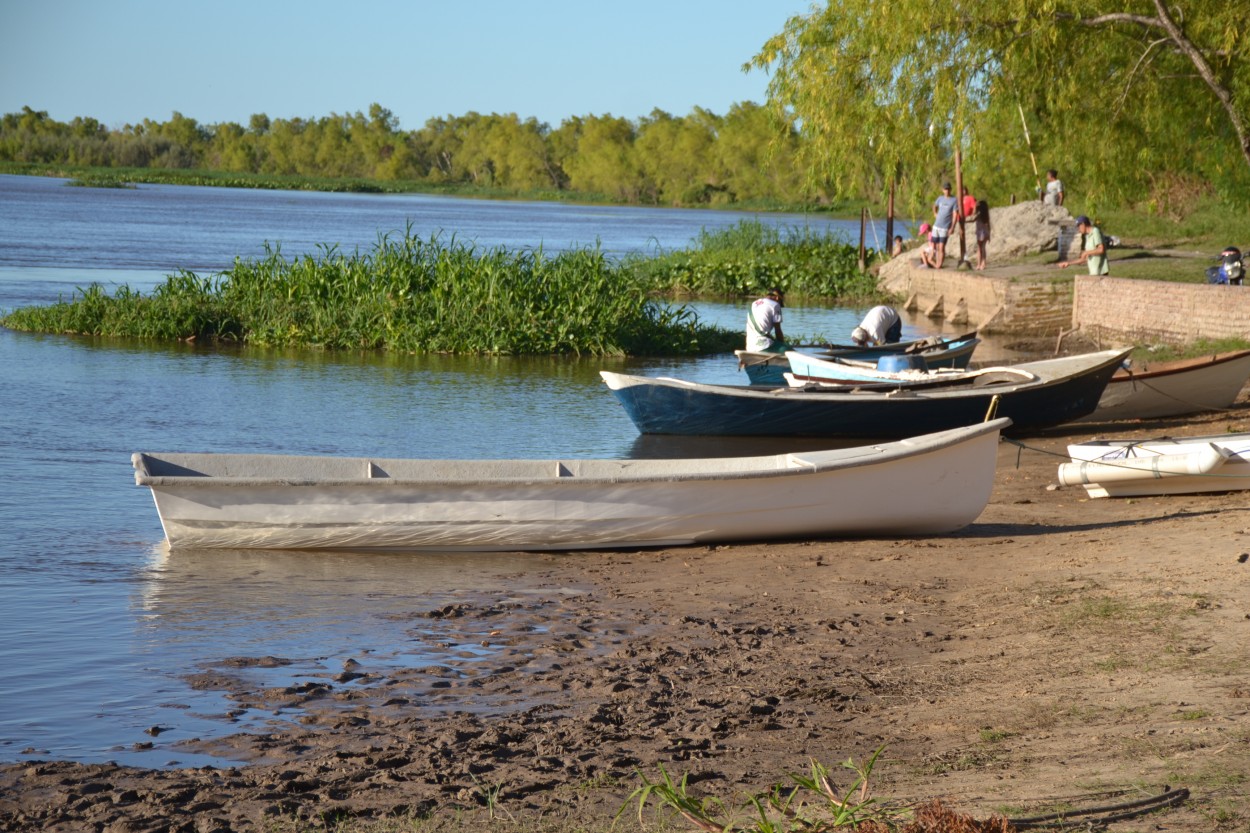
[736,335,980,386]
[602,349,1129,438]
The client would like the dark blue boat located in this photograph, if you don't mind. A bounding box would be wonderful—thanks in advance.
[602,349,1130,438]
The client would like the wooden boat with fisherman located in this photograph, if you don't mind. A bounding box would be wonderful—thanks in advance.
[602,349,1129,439]
[736,332,979,386]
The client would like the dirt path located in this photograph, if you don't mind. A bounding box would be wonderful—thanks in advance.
[3,404,1249,832]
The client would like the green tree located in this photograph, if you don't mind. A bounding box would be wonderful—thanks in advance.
[560,114,640,201]
[751,0,1250,211]
[712,101,804,204]
[634,108,720,205]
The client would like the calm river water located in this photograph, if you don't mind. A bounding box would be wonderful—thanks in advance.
[0,174,943,768]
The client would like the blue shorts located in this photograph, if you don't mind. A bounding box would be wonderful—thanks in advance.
[930,233,948,244]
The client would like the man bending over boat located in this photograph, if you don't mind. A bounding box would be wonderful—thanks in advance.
[851,305,902,346]
[746,288,787,352]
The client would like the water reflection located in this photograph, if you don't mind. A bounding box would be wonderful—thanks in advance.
[137,545,576,645]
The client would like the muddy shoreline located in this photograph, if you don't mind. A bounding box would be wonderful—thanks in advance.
[4,401,1250,831]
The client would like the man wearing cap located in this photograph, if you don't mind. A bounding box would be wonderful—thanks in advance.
[851,305,902,346]
[931,183,959,269]
[1058,216,1109,275]
[746,288,787,352]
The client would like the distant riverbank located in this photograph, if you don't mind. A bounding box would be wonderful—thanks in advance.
[0,161,862,217]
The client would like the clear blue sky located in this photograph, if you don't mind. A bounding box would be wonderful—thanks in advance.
[1,0,814,130]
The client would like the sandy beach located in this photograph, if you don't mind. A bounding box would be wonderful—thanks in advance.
[3,395,1249,831]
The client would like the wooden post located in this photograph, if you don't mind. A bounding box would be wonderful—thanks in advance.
[954,148,967,268]
[858,207,867,270]
[886,181,895,258]
[1018,104,1042,201]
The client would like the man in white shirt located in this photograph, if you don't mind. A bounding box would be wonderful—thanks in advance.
[745,288,786,352]
[851,305,902,345]
[1042,169,1065,206]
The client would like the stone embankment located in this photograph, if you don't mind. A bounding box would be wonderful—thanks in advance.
[879,202,1250,346]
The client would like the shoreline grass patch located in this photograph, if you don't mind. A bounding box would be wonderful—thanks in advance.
[1,230,742,356]
[2,221,886,356]
[626,220,889,303]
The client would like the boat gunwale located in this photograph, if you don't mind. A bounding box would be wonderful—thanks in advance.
[132,418,1011,490]
[1109,349,1250,383]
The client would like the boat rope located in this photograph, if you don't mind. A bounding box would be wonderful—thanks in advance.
[1003,438,1247,479]
[1114,370,1245,412]
[1007,785,1189,829]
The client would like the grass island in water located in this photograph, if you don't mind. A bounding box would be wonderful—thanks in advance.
[1,222,885,356]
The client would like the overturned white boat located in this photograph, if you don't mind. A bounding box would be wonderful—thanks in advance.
[1060,432,1250,498]
[133,418,1010,552]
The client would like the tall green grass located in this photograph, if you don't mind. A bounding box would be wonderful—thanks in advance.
[3,221,883,355]
[2,230,741,356]
[625,221,888,303]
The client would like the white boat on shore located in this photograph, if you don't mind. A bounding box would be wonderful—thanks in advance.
[133,418,1010,552]
[1077,349,1250,421]
[1060,432,1250,498]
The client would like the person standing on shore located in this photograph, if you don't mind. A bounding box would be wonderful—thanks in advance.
[1058,216,1109,275]
[931,183,958,269]
[974,199,991,270]
[851,305,902,346]
[1041,169,1065,206]
[746,288,787,352]
[960,186,977,223]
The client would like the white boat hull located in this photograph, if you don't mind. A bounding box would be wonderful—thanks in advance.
[1064,433,1250,498]
[1079,350,1250,421]
[134,419,1010,551]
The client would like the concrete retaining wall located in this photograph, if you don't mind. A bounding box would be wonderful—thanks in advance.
[889,265,1250,344]
[898,268,1074,336]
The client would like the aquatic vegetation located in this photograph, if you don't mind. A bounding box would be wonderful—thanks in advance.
[2,220,887,356]
[625,220,887,302]
[1,230,740,356]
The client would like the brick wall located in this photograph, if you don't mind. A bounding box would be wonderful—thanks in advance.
[1073,276,1250,345]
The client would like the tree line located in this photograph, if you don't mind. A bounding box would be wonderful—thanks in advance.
[5,2,1245,218]
[0,103,817,208]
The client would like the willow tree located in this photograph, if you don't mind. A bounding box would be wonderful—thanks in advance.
[750,0,1250,213]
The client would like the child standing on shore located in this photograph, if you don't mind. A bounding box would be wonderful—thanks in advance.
[974,199,990,270]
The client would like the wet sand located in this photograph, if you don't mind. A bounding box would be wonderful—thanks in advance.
[3,400,1249,831]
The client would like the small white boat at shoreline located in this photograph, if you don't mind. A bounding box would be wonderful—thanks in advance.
[133,418,1010,552]
[1060,432,1250,498]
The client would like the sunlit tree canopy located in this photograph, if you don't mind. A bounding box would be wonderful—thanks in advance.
[751,0,1250,213]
